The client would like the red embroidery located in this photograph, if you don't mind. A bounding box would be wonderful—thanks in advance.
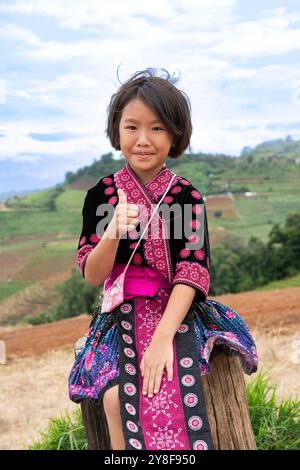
[179,248,190,258]
[192,205,202,215]
[191,190,202,200]
[136,289,190,449]
[90,233,101,243]
[77,244,94,274]
[104,187,115,195]
[114,163,179,285]
[173,261,210,297]
[103,177,113,185]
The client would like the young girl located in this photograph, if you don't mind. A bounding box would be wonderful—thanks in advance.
[68,68,258,451]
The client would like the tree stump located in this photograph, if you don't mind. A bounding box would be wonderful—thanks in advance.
[74,338,256,450]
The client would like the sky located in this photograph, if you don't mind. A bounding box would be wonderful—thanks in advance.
[1,0,300,192]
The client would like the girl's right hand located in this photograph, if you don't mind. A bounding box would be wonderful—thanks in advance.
[108,188,139,239]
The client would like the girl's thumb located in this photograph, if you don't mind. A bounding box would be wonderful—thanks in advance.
[117,188,127,202]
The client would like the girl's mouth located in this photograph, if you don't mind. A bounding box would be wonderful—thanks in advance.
[135,153,153,159]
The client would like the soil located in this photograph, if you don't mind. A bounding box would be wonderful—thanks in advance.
[1,287,299,361]
[0,287,299,450]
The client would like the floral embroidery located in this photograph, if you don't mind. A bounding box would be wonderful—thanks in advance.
[114,163,179,284]
[90,233,101,243]
[104,186,115,195]
[77,244,94,274]
[173,261,210,297]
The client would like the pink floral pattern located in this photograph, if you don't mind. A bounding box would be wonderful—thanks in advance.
[77,244,94,275]
[114,163,180,285]
[173,261,210,298]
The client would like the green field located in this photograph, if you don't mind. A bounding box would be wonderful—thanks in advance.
[0,280,31,302]
[1,141,299,325]
[255,273,300,291]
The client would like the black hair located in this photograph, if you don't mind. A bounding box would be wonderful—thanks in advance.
[105,67,192,158]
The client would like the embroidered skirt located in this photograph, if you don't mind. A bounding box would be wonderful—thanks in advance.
[68,288,258,450]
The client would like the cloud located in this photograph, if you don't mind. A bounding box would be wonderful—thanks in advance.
[1,0,300,184]
[212,7,300,58]
[266,122,300,131]
[28,131,82,141]
[1,0,238,31]
[0,22,39,45]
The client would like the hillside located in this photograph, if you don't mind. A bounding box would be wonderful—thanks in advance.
[2,286,299,360]
[0,136,299,327]
[1,286,299,450]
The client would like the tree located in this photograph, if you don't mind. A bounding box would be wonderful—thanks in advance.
[54,269,99,320]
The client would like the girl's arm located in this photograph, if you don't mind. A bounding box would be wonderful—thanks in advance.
[84,188,139,287]
[140,284,196,397]
[140,183,210,396]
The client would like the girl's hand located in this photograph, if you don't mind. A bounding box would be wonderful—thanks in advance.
[108,188,139,239]
[140,336,174,397]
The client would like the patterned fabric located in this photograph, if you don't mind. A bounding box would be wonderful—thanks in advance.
[69,161,258,450]
[76,162,210,303]
[68,290,258,450]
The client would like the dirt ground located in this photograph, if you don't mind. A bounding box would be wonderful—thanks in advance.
[1,287,299,360]
[0,288,299,450]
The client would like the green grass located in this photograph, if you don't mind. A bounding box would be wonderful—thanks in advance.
[20,188,55,206]
[27,370,299,450]
[0,281,31,302]
[255,274,300,291]
[55,189,85,212]
[246,370,300,450]
[211,193,300,244]
[0,208,81,238]
[27,407,87,450]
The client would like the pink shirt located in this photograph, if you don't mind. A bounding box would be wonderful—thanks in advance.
[105,264,171,299]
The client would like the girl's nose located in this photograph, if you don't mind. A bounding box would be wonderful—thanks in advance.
[135,131,151,145]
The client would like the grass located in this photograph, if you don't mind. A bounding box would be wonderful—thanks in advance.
[27,407,87,450]
[0,281,31,302]
[211,192,300,244]
[55,189,85,212]
[27,370,299,450]
[246,370,300,450]
[255,273,300,291]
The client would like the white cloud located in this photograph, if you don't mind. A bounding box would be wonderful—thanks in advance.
[0,23,39,45]
[12,74,98,103]
[1,0,300,168]
[1,0,238,31]
[213,8,300,58]
[0,79,7,104]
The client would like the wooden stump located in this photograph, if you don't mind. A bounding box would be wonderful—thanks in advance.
[201,347,257,450]
[74,338,256,450]
[74,337,111,450]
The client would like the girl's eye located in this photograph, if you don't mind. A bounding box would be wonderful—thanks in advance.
[125,126,164,131]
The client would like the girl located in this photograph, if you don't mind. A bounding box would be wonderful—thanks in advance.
[68,68,258,451]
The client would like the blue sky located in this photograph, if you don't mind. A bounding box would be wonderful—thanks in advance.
[1,0,300,191]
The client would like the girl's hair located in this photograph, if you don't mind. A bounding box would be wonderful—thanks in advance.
[105,67,192,159]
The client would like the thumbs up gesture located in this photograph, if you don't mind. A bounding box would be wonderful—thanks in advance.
[108,188,139,239]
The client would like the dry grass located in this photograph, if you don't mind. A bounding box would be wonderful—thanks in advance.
[0,330,299,450]
[0,347,78,450]
[0,270,72,325]
[245,328,300,401]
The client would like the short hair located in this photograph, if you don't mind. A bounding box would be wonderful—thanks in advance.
[105,67,192,159]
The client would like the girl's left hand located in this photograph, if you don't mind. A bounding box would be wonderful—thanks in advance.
[140,336,174,397]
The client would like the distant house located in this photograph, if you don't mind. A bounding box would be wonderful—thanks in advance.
[244,192,257,198]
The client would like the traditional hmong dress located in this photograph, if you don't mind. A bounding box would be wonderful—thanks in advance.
[68,162,258,451]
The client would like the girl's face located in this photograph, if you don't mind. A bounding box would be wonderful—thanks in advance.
[118,99,173,183]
